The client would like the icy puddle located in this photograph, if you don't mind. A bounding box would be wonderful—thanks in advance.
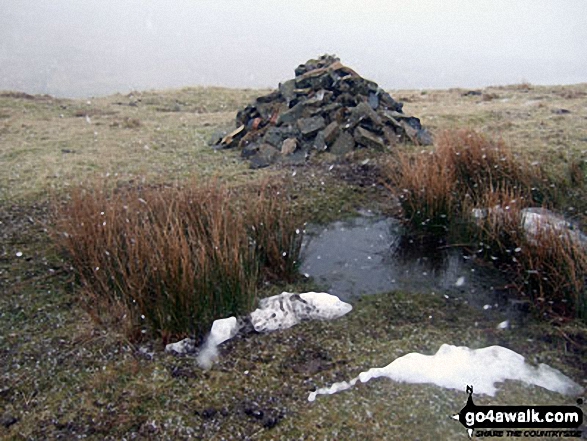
[300,214,515,312]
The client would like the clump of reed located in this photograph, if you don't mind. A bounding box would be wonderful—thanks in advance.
[53,180,304,341]
[384,148,455,232]
[383,129,587,323]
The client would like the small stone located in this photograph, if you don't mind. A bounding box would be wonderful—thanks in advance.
[297,116,325,138]
[416,128,433,145]
[241,142,260,158]
[278,79,297,105]
[0,413,17,429]
[262,126,287,147]
[381,111,401,128]
[277,101,307,125]
[381,126,399,147]
[335,92,356,107]
[379,91,403,112]
[552,108,571,114]
[249,144,280,169]
[319,102,342,116]
[220,125,245,148]
[353,126,385,150]
[322,121,341,145]
[400,121,419,143]
[329,131,355,155]
[349,102,381,127]
[312,131,327,150]
[368,92,379,109]
[295,68,333,90]
[281,149,308,165]
[281,138,298,155]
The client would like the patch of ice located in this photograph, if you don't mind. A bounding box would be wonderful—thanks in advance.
[308,344,582,402]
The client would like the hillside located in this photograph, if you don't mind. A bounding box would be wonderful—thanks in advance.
[1,83,586,439]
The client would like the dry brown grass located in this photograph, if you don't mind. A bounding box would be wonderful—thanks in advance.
[52,180,304,341]
[383,129,535,231]
[383,148,455,231]
[435,129,533,201]
[518,226,587,321]
[384,129,587,322]
[474,194,587,322]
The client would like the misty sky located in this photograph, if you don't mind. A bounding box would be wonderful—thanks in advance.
[1,0,585,98]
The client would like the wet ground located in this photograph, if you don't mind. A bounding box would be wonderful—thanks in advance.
[300,213,521,319]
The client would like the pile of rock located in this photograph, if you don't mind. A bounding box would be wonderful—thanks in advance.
[213,55,432,168]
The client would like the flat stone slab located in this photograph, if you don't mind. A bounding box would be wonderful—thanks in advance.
[330,131,355,155]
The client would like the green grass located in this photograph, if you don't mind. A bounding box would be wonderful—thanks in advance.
[1,83,586,439]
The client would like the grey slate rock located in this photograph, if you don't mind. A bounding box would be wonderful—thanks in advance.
[297,116,326,138]
[277,101,307,125]
[353,126,386,150]
[249,144,280,169]
[322,121,341,145]
[330,131,355,155]
[215,55,429,166]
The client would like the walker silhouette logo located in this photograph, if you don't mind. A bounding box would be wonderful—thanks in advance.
[451,386,584,438]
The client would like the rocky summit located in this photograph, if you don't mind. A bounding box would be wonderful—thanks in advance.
[212,55,432,168]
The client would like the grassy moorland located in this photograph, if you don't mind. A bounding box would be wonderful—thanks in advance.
[0,83,586,440]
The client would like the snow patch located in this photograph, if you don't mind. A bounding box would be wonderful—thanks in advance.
[196,316,239,369]
[183,292,352,369]
[309,344,582,401]
[165,338,196,355]
[471,206,587,247]
[250,292,352,333]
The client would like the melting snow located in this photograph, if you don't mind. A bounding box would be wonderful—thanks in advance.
[308,344,582,401]
[196,316,239,369]
[250,291,352,332]
[472,206,587,247]
[193,292,351,369]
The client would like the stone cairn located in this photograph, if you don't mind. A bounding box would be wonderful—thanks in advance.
[213,55,432,168]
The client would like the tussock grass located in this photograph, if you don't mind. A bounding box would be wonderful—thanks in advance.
[474,195,587,321]
[52,180,304,341]
[383,147,455,231]
[435,129,532,201]
[383,129,534,231]
[384,129,587,322]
